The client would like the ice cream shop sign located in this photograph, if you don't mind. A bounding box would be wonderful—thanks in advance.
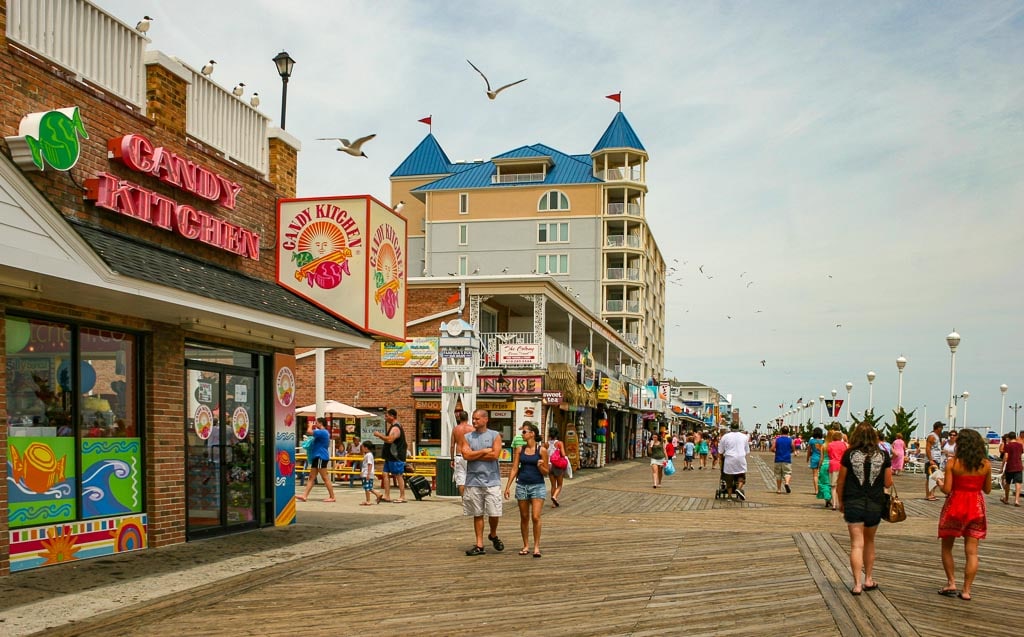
[84,132,259,259]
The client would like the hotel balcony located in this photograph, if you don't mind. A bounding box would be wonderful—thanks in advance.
[606,203,642,217]
[597,167,643,183]
[606,234,642,249]
[491,172,545,184]
[604,299,641,314]
[605,267,641,281]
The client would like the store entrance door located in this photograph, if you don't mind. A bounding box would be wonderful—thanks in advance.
[185,364,259,539]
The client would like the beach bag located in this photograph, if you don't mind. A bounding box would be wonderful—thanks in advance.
[550,446,569,470]
[300,436,314,450]
[664,458,676,476]
[884,484,906,523]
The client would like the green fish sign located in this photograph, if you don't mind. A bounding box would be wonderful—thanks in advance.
[5,107,89,172]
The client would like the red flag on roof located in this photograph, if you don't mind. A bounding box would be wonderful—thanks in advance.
[605,92,621,103]
[418,116,432,125]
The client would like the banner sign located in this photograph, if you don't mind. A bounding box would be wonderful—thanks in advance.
[499,343,539,366]
[380,338,438,368]
[825,399,844,418]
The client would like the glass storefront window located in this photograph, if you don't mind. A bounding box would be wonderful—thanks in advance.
[6,316,142,528]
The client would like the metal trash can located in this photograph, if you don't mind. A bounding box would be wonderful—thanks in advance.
[435,457,458,496]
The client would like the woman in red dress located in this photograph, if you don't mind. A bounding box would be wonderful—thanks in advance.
[936,428,992,600]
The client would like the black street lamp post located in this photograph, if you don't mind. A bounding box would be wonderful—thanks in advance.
[272,51,296,129]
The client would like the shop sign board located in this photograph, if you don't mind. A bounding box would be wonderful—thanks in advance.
[412,375,543,395]
[490,410,512,418]
[380,337,438,368]
[541,391,563,405]
[5,107,88,172]
[442,385,472,393]
[498,342,539,366]
[597,377,623,402]
[277,195,407,340]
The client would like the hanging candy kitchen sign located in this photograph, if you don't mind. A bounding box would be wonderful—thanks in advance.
[84,132,259,260]
[277,195,407,340]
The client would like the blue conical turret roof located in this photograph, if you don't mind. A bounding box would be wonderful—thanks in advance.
[592,112,646,153]
[391,134,454,177]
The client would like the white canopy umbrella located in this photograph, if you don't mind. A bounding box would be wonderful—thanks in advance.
[295,400,375,418]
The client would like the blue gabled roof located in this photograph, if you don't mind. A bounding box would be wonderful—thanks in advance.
[390,134,454,177]
[592,112,646,153]
[412,143,601,192]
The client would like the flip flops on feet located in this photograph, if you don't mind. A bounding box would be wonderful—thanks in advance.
[863,582,878,591]
[533,551,542,558]
[957,592,971,601]
[518,548,530,555]
[937,588,958,597]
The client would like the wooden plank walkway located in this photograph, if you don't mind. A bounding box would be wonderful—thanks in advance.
[42,452,1024,637]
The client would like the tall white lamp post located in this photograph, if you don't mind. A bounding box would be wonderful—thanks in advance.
[831,389,837,424]
[961,391,969,429]
[866,371,876,413]
[819,395,825,425]
[946,330,961,430]
[896,356,907,410]
[807,399,815,429]
[1000,384,1009,436]
[845,382,853,426]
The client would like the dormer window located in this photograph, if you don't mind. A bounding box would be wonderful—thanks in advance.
[538,191,569,212]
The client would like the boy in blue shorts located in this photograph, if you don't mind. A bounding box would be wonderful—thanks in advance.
[360,441,383,505]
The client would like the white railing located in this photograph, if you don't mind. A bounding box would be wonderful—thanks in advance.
[598,167,642,182]
[605,299,641,313]
[606,234,641,248]
[606,268,624,280]
[606,203,641,216]
[625,267,641,281]
[185,65,270,175]
[620,332,640,346]
[6,0,147,108]
[491,173,545,184]
[544,335,574,365]
[479,331,538,368]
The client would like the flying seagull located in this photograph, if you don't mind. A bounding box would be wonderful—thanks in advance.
[249,93,260,108]
[836,323,842,328]
[746,281,753,288]
[467,60,527,100]
[472,267,480,274]
[232,82,245,97]
[201,60,216,76]
[501,267,509,273]
[136,16,153,33]
[316,134,376,158]
[760,359,766,367]
[698,265,705,274]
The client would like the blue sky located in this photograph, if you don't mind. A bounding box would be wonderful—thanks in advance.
[100,1,1024,434]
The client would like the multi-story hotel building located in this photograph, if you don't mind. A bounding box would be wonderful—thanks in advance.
[389,112,666,381]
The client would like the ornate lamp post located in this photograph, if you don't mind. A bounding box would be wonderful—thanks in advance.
[1000,384,1008,436]
[866,371,876,413]
[272,50,296,129]
[845,382,853,426]
[818,395,825,426]
[831,389,837,425]
[896,356,907,410]
[946,330,961,430]
[961,391,969,429]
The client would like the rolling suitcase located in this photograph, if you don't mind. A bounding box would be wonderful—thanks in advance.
[406,474,431,500]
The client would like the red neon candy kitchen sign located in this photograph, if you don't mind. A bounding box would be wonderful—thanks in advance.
[84,133,259,260]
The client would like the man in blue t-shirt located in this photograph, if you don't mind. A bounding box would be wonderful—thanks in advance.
[771,426,795,494]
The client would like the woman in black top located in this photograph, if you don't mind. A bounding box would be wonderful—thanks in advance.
[504,422,549,557]
[836,422,893,595]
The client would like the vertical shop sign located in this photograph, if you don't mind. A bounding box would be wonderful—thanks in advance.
[273,353,297,526]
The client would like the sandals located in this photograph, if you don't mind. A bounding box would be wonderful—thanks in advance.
[518,548,530,556]
[552,497,560,507]
[465,545,485,556]
[957,592,971,601]
[533,551,542,558]
[863,583,878,591]
[392,499,407,503]
[488,535,504,551]
[375,494,385,504]
[937,588,958,597]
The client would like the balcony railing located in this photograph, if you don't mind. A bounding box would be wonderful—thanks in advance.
[7,0,147,108]
[606,234,641,248]
[185,65,270,175]
[598,167,642,182]
[620,332,640,346]
[606,203,641,217]
[606,268,642,281]
[604,299,641,313]
[491,173,545,184]
[479,331,539,368]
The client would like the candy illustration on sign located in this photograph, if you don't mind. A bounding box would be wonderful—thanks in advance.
[369,222,404,319]
[281,204,362,291]
[5,107,89,172]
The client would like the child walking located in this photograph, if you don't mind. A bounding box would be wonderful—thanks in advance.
[360,441,383,505]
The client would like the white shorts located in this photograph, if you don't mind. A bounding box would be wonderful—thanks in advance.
[453,456,467,486]
[462,485,502,517]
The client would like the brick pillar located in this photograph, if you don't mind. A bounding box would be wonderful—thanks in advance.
[144,51,191,136]
[0,309,9,576]
[268,128,300,198]
[145,327,186,548]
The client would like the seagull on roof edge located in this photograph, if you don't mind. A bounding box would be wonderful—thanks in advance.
[249,93,260,108]
[316,134,376,158]
[232,82,245,97]
[201,60,216,76]
[467,60,527,100]
[136,16,153,33]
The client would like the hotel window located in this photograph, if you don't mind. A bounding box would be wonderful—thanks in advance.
[5,316,142,527]
[459,193,469,215]
[459,255,468,275]
[538,191,569,212]
[537,253,569,275]
[458,223,468,245]
[538,222,569,243]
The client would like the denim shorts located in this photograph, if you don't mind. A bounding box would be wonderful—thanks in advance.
[515,482,547,501]
[843,497,883,527]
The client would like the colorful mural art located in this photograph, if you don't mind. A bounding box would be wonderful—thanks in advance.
[8,437,76,527]
[273,353,297,526]
[80,438,143,518]
[9,514,147,572]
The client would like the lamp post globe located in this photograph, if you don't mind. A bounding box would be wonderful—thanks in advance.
[866,371,876,413]
[818,395,825,425]
[1000,384,1009,435]
[831,389,837,424]
[272,50,296,129]
[896,355,907,410]
[946,330,960,430]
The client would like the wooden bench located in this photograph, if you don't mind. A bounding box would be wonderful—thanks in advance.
[295,454,437,488]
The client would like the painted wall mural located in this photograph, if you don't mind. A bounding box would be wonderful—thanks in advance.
[9,514,147,572]
[273,353,297,526]
[8,437,76,527]
[80,438,142,517]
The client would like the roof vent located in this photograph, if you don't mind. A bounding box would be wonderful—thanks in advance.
[473,158,484,163]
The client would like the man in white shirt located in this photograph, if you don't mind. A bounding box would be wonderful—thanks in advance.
[718,423,751,500]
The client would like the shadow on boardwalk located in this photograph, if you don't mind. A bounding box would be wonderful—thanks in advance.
[9,452,1024,636]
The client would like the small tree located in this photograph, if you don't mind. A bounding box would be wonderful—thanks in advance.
[883,407,917,443]
[855,409,884,430]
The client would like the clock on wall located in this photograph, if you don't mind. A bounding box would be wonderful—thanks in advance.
[444,320,465,337]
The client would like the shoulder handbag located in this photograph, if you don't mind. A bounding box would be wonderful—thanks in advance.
[550,445,569,469]
[884,483,906,523]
